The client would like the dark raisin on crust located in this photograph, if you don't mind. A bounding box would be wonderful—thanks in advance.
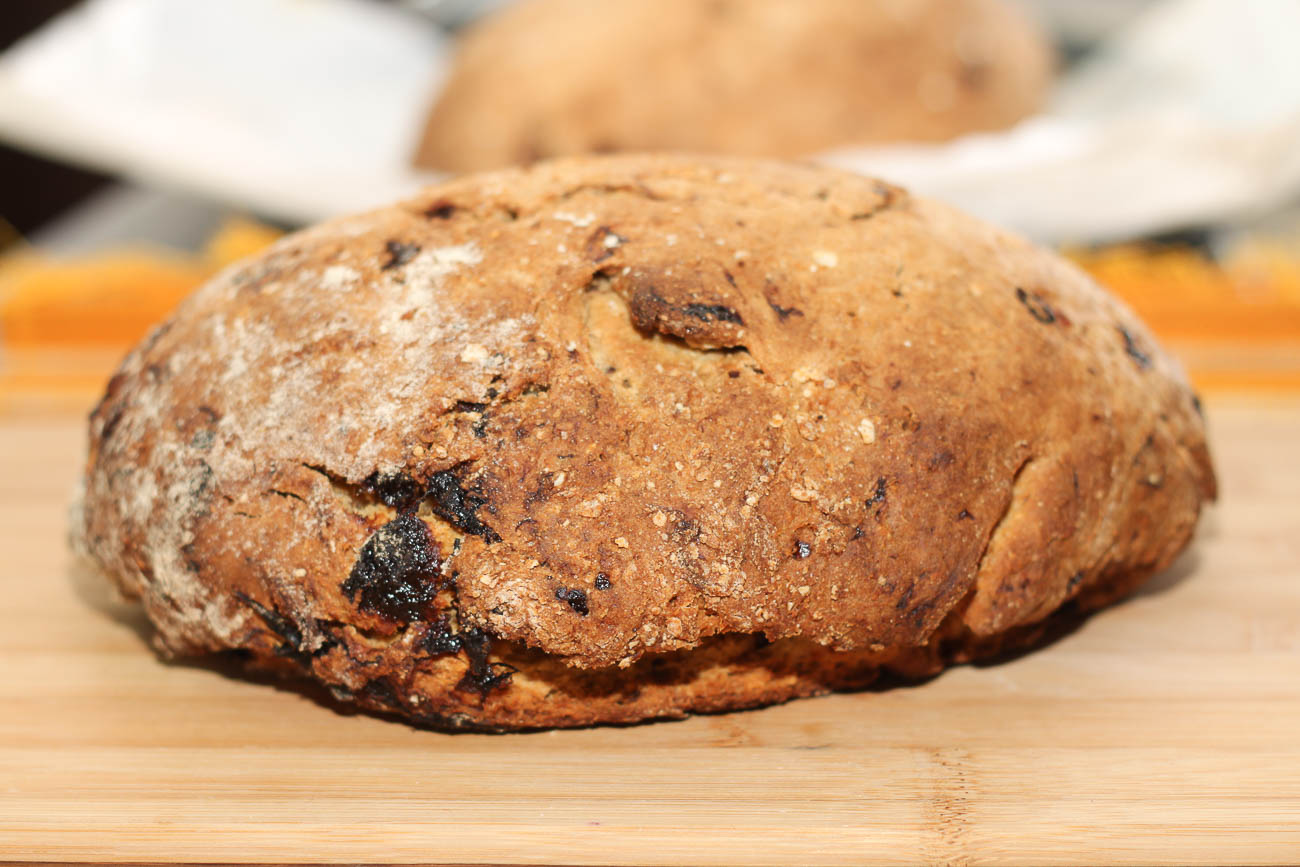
[425,200,457,219]
[362,471,424,510]
[585,226,627,263]
[382,240,421,270]
[682,302,743,324]
[865,476,888,508]
[1118,325,1153,369]
[767,299,803,321]
[425,469,502,542]
[555,586,590,616]
[421,615,464,655]
[234,591,308,664]
[457,627,516,695]
[340,514,442,623]
[1014,286,1056,324]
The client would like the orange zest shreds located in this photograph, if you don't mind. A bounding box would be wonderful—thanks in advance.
[1068,242,1300,341]
[0,218,282,348]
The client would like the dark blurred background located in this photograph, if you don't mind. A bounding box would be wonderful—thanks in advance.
[1,0,108,240]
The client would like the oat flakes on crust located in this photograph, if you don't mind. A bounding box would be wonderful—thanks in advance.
[414,0,1054,172]
[77,155,1215,730]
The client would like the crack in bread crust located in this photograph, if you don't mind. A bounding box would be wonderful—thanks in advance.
[76,155,1215,729]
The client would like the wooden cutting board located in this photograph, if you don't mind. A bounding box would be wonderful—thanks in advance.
[2,397,1298,866]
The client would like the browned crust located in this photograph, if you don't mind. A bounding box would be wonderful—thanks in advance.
[77,155,1216,729]
[414,0,1055,171]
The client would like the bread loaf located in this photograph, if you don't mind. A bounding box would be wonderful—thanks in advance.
[415,0,1054,171]
[77,155,1215,730]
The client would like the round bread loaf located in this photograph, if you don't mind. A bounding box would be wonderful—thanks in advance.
[77,155,1215,730]
[414,0,1054,172]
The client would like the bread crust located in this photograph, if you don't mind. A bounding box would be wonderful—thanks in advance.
[78,155,1215,729]
[414,0,1054,171]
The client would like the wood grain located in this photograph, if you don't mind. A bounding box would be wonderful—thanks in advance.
[1,398,1298,865]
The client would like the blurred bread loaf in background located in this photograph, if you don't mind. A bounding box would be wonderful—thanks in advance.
[414,0,1054,172]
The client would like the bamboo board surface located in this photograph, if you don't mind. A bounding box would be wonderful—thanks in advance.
[1,398,1298,865]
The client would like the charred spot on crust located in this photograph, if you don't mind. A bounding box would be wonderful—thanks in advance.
[362,471,424,510]
[1015,287,1056,324]
[555,586,590,616]
[1118,325,1153,369]
[457,627,516,695]
[340,514,442,623]
[793,540,812,560]
[426,469,501,542]
[865,477,888,508]
[1192,393,1204,417]
[682,303,743,324]
[957,509,974,521]
[382,240,420,270]
[452,400,488,414]
[425,200,457,219]
[1067,571,1085,592]
[594,572,611,590]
